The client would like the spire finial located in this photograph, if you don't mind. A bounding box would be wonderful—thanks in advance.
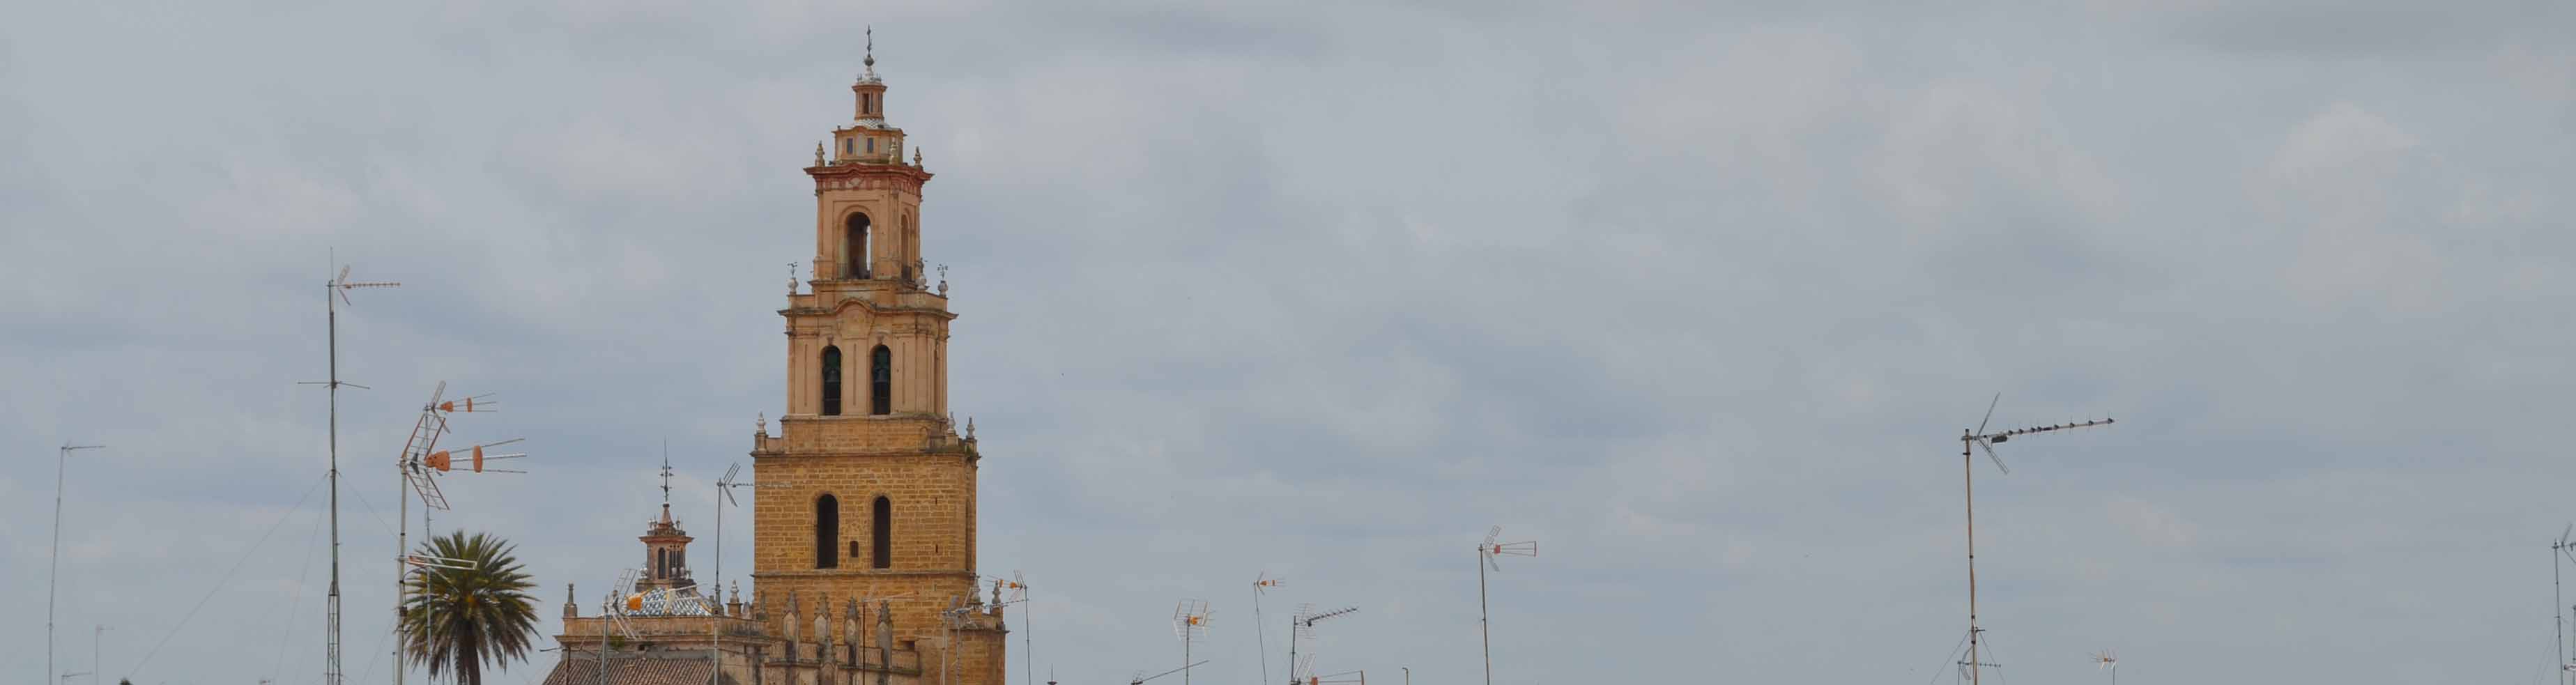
[659,443,674,506]
[861,25,877,77]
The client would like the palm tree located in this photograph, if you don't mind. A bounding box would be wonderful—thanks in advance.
[401,530,541,685]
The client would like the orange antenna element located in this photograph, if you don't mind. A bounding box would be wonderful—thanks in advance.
[436,394,496,413]
[1475,526,1537,685]
[423,439,526,474]
[390,382,533,685]
[1172,599,1213,685]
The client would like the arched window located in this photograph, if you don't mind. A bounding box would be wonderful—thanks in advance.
[820,346,843,416]
[871,495,891,569]
[845,213,871,279]
[870,345,893,415]
[815,494,840,569]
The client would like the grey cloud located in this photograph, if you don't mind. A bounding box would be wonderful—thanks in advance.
[6,2,2576,685]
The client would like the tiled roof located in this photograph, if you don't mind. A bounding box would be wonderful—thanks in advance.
[539,655,735,685]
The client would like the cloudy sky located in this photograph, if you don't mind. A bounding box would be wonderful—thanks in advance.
[6,1,2575,684]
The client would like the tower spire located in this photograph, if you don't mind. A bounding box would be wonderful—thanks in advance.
[860,26,878,82]
[658,447,674,522]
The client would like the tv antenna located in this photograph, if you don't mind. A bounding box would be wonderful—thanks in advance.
[47,442,102,685]
[299,262,397,685]
[2090,649,2117,685]
[595,571,644,685]
[1954,393,2113,685]
[1286,604,1357,685]
[390,381,523,685]
[986,571,1034,685]
[1172,599,1212,685]
[2554,523,2576,684]
[712,463,786,597]
[1133,661,1209,685]
[1252,573,1284,685]
[1476,525,1536,685]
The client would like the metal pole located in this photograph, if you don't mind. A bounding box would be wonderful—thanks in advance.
[599,594,611,685]
[1023,595,1034,685]
[397,458,408,685]
[93,625,105,685]
[1963,432,1979,685]
[1477,548,1491,685]
[48,444,102,685]
[1285,614,1296,685]
[325,280,344,685]
[714,484,723,685]
[1255,587,1268,685]
[2558,544,2564,685]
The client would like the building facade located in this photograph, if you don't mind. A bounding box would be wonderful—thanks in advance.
[546,43,1008,685]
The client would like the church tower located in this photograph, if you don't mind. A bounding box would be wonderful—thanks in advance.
[751,33,1006,685]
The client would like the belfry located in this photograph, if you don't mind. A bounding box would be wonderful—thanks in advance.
[542,36,1008,685]
[751,26,1008,685]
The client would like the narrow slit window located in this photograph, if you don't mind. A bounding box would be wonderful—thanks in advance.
[871,495,891,569]
[815,494,841,569]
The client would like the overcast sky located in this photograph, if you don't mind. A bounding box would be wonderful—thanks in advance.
[6,1,2576,684]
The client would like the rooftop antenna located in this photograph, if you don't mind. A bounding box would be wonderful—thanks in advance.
[2090,649,2117,685]
[1476,525,1536,685]
[1252,573,1284,685]
[390,382,522,685]
[2554,523,2576,683]
[1172,599,1212,685]
[714,463,786,685]
[90,624,109,685]
[47,442,102,685]
[986,572,1033,685]
[1955,393,2113,685]
[713,463,787,596]
[300,261,397,685]
[1133,661,1209,685]
[597,572,644,685]
[1285,604,1357,685]
[940,595,986,685]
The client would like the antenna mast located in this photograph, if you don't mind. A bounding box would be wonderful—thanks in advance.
[1252,574,1283,685]
[2554,524,2575,683]
[47,442,103,685]
[391,382,522,685]
[714,462,787,685]
[1172,599,1211,685]
[305,264,397,685]
[1956,394,2113,685]
[1285,604,1356,685]
[1476,525,1536,685]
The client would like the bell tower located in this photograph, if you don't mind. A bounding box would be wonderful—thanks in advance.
[753,31,1007,685]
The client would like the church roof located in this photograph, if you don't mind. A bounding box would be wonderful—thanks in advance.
[540,655,735,685]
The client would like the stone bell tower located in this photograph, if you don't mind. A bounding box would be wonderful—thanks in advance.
[751,31,1006,685]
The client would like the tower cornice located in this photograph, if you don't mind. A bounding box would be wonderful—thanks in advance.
[806,163,932,194]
